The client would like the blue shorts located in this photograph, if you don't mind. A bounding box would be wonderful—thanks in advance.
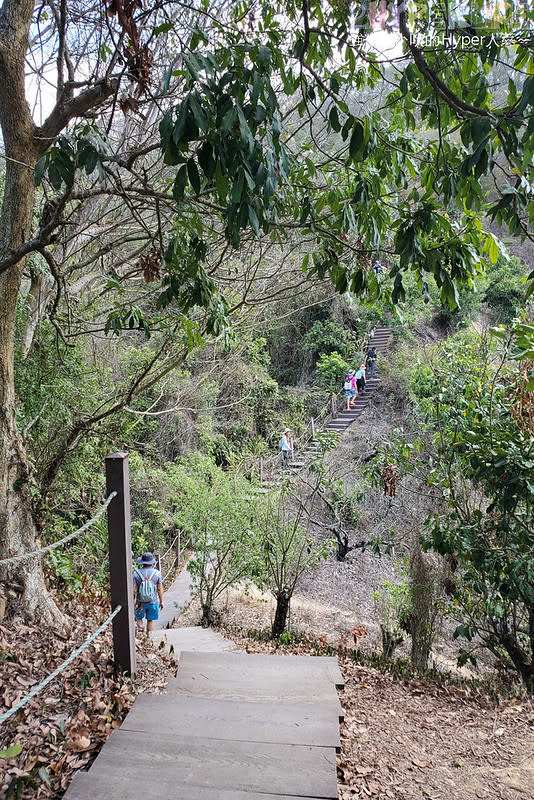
[345,389,355,399]
[135,602,159,621]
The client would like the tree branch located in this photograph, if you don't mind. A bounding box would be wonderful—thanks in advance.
[35,79,119,154]
[397,0,491,119]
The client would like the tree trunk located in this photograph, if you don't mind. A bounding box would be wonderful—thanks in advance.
[335,530,352,561]
[409,547,434,670]
[0,1,66,629]
[380,624,403,660]
[500,631,534,692]
[20,270,55,358]
[272,592,290,638]
[0,224,66,629]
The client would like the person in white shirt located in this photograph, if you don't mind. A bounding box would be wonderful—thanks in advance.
[279,428,293,468]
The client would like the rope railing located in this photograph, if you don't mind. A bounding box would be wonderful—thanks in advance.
[155,535,182,586]
[0,492,117,568]
[0,605,122,727]
[159,535,178,563]
[162,559,178,584]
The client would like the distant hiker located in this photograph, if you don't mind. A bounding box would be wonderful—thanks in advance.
[373,259,385,275]
[366,346,377,379]
[355,363,366,394]
[344,369,357,410]
[133,552,164,635]
[279,428,293,468]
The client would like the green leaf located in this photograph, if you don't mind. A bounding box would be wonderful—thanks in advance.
[329,106,341,133]
[172,165,187,202]
[154,21,173,35]
[78,144,99,175]
[489,325,507,339]
[349,120,365,162]
[173,97,189,144]
[0,744,23,758]
[470,117,492,146]
[488,236,499,265]
[215,161,228,201]
[189,92,209,133]
[38,766,51,785]
[187,157,201,194]
[516,75,534,114]
[183,53,201,82]
[34,156,48,186]
[197,142,215,179]
[248,204,260,235]
[231,170,245,203]
[257,46,272,65]
[48,161,63,191]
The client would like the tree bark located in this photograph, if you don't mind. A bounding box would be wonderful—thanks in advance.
[20,270,55,358]
[380,624,403,660]
[500,631,534,692]
[272,592,290,638]
[0,0,66,628]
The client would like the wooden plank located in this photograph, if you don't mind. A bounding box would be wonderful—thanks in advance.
[63,771,335,800]
[176,650,344,689]
[83,729,338,798]
[149,626,240,654]
[121,692,340,749]
[167,675,343,719]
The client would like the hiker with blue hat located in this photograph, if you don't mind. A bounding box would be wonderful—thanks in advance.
[133,552,164,635]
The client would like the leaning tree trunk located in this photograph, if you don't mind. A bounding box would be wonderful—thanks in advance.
[0,215,66,628]
[0,0,66,629]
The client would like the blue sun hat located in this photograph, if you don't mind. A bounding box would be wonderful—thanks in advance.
[137,552,156,566]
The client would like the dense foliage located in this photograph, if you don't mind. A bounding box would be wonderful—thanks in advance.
[371,331,534,688]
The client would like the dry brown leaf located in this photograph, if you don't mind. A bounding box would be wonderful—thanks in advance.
[68,735,91,751]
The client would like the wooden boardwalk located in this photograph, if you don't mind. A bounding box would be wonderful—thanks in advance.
[63,650,344,800]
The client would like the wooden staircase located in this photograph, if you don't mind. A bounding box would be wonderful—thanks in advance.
[324,325,392,436]
[62,650,343,799]
[249,326,392,493]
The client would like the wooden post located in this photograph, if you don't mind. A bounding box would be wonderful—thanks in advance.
[105,452,136,675]
[330,394,336,418]
[175,531,181,571]
[311,417,315,439]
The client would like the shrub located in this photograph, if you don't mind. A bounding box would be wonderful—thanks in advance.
[316,351,350,393]
[483,254,525,323]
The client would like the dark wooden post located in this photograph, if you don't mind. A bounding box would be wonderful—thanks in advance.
[105,452,136,675]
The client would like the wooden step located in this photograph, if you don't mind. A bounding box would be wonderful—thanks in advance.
[149,626,240,655]
[176,649,344,686]
[167,651,344,713]
[68,730,338,799]
[120,692,341,749]
[64,771,335,800]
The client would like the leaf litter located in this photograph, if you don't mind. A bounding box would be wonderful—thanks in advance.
[0,595,177,799]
